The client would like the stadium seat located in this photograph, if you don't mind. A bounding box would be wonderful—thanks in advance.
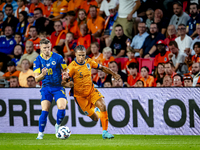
[138,58,155,74]
[115,57,128,70]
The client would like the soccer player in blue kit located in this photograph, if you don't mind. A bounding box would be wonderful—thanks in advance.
[33,39,72,139]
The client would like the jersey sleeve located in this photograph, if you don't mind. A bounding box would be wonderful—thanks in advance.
[33,57,41,73]
[67,63,74,77]
[58,55,67,70]
[90,59,100,69]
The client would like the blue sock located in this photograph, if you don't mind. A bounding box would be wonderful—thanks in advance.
[57,109,65,125]
[39,111,49,132]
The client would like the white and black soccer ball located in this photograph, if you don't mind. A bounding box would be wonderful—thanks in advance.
[56,126,71,140]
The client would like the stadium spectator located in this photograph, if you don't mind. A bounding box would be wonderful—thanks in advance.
[134,80,144,87]
[3,0,18,20]
[2,4,19,32]
[99,0,117,17]
[43,0,52,17]
[191,62,200,86]
[9,76,20,87]
[0,11,4,33]
[94,70,107,87]
[156,78,163,87]
[80,0,98,18]
[27,75,40,87]
[91,42,103,64]
[164,62,176,78]
[0,26,16,55]
[24,14,34,38]
[106,61,127,83]
[14,33,23,45]
[102,47,115,67]
[145,8,154,29]
[38,30,47,40]
[49,0,68,21]
[67,0,83,13]
[17,41,39,71]
[111,77,125,87]
[154,40,171,67]
[173,74,183,87]
[140,66,154,87]
[186,3,200,37]
[63,32,77,58]
[175,24,192,55]
[0,52,11,73]
[164,25,177,47]
[162,75,172,87]
[123,46,137,73]
[27,26,41,53]
[11,44,23,66]
[110,24,128,58]
[100,3,118,46]
[15,0,29,19]
[130,22,149,57]
[33,7,43,20]
[183,75,193,87]
[77,24,92,52]
[110,0,141,39]
[29,0,45,16]
[76,9,87,34]
[18,59,34,87]
[127,62,142,87]
[1,61,20,80]
[192,42,200,63]
[190,24,200,53]
[51,20,66,48]
[15,11,28,37]
[154,63,165,84]
[87,5,105,38]
[52,46,64,58]
[168,41,189,75]
[169,1,190,30]
[104,81,112,87]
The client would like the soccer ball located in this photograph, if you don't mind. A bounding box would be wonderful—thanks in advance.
[56,126,71,140]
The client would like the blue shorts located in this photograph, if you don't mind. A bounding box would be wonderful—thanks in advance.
[40,86,67,103]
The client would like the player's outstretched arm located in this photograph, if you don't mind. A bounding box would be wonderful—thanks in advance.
[34,68,47,82]
[61,71,74,88]
[99,65,121,80]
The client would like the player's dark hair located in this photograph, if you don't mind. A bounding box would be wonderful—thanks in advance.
[34,8,43,14]
[5,4,13,10]
[27,75,35,81]
[91,42,99,48]
[74,45,86,52]
[193,42,200,49]
[169,41,178,49]
[40,38,50,45]
[128,62,138,71]
[173,73,183,82]
[141,66,149,73]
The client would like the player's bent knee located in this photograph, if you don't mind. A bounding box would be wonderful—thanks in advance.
[90,113,99,122]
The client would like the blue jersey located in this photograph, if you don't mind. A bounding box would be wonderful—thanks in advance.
[33,52,67,87]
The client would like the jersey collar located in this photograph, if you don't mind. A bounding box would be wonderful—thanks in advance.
[75,58,85,65]
[40,52,53,60]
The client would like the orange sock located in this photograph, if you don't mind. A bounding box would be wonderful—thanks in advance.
[100,111,108,131]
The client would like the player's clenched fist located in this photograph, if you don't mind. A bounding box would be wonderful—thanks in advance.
[42,67,47,76]
[62,72,69,79]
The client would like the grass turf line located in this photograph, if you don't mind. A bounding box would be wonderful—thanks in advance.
[0,134,200,150]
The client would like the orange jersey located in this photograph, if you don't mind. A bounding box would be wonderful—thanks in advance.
[102,56,115,67]
[44,5,53,17]
[80,0,97,17]
[67,58,100,97]
[154,51,171,67]
[127,73,142,86]
[68,0,84,12]
[140,75,154,87]
[192,54,200,63]
[3,70,21,79]
[87,16,105,34]
[66,20,80,39]
[77,34,91,49]
[124,58,137,74]
[29,2,45,15]
[51,0,68,17]
[92,53,103,64]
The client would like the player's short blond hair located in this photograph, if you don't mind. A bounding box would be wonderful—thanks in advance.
[40,38,50,45]
[103,47,112,53]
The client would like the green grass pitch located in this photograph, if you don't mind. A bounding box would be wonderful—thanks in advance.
[0,134,200,150]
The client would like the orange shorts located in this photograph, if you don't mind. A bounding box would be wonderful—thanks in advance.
[74,88,104,116]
